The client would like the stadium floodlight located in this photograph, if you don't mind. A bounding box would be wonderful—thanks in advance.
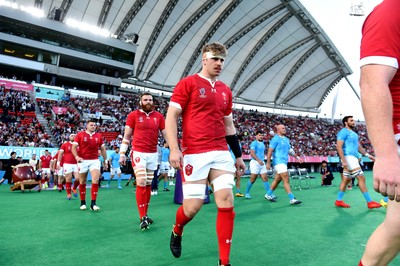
[20,5,45,17]
[0,0,18,9]
[350,0,365,16]
[65,18,110,37]
[0,1,44,17]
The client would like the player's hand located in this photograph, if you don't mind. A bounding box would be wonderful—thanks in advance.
[266,163,271,170]
[258,160,264,166]
[236,157,246,174]
[75,156,83,163]
[169,148,183,170]
[119,154,126,166]
[373,156,400,201]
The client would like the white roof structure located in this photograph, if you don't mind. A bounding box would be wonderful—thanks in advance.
[10,0,352,112]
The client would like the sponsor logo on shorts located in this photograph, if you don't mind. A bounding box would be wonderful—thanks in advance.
[135,157,140,163]
[185,164,193,176]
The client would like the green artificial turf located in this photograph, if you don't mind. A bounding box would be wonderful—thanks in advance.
[0,172,398,266]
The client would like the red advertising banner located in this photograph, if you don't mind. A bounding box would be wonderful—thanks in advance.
[0,79,34,91]
[52,106,68,115]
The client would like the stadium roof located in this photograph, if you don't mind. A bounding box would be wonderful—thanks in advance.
[12,0,352,112]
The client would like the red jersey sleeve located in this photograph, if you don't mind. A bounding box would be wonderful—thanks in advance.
[126,111,137,129]
[360,1,400,66]
[224,86,233,117]
[170,77,193,110]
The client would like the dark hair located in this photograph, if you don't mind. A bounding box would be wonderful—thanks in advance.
[139,92,153,101]
[86,118,97,124]
[10,151,16,156]
[321,160,327,164]
[256,131,263,135]
[342,116,353,126]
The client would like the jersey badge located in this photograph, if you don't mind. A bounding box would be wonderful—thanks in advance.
[185,164,193,176]
[199,88,207,98]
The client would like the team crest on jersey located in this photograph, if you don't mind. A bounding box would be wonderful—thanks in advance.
[153,117,157,124]
[222,92,227,104]
[135,157,140,163]
[185,164,193,176]
[139,117,144,122]
[84,137,87,142]
[199,88,207,98]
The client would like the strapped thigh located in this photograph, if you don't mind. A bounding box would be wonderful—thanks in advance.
[211,173,235,192]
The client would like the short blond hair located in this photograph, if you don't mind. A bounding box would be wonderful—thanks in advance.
[202,42,227,58]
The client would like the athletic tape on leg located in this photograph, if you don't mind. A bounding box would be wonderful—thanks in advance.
[182,184,207,199]
[211,174,235,192]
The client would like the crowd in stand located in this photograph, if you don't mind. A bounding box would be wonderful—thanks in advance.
[0,82,374,156]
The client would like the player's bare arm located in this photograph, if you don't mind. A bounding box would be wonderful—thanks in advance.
[119,126,132,166]
[361,64,400,200]
[165,105,183,169]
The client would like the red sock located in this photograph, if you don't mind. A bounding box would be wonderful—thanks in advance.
[359,261,363,266]
[136,186,147,219]
[79,184,86,201]
[58,183,63,190]
[73,179,79,190]
[91,183,99,200]
[217,207,235,265]
[173,206,192,236]
[66,182,72,195]
[145,185,152,215]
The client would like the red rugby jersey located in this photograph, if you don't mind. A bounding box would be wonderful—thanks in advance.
[60,141,77,164]
[169,74,232,155]
[125,110,165,153]
[74,131,104,160]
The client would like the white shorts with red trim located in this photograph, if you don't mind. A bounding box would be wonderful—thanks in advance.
[131,151,158,171]
[182,150,235,182]
[42,168,51,175]
[63,163,78,174]
[78,159,100,173]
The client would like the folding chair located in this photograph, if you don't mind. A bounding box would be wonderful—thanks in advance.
[297,168,311,189]
[266,169,275,180]
[288,168,301,190]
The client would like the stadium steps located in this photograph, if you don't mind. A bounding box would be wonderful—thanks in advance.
[34,101,60,148]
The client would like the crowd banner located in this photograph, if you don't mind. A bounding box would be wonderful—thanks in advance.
[0,146,58,159]
[0,79,34,91]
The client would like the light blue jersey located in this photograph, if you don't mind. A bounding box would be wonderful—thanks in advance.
[250,140,265,162]
[110,152,121,168]
[337,128,359,157]
[161,147,170,163]
[269,135,291,165]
